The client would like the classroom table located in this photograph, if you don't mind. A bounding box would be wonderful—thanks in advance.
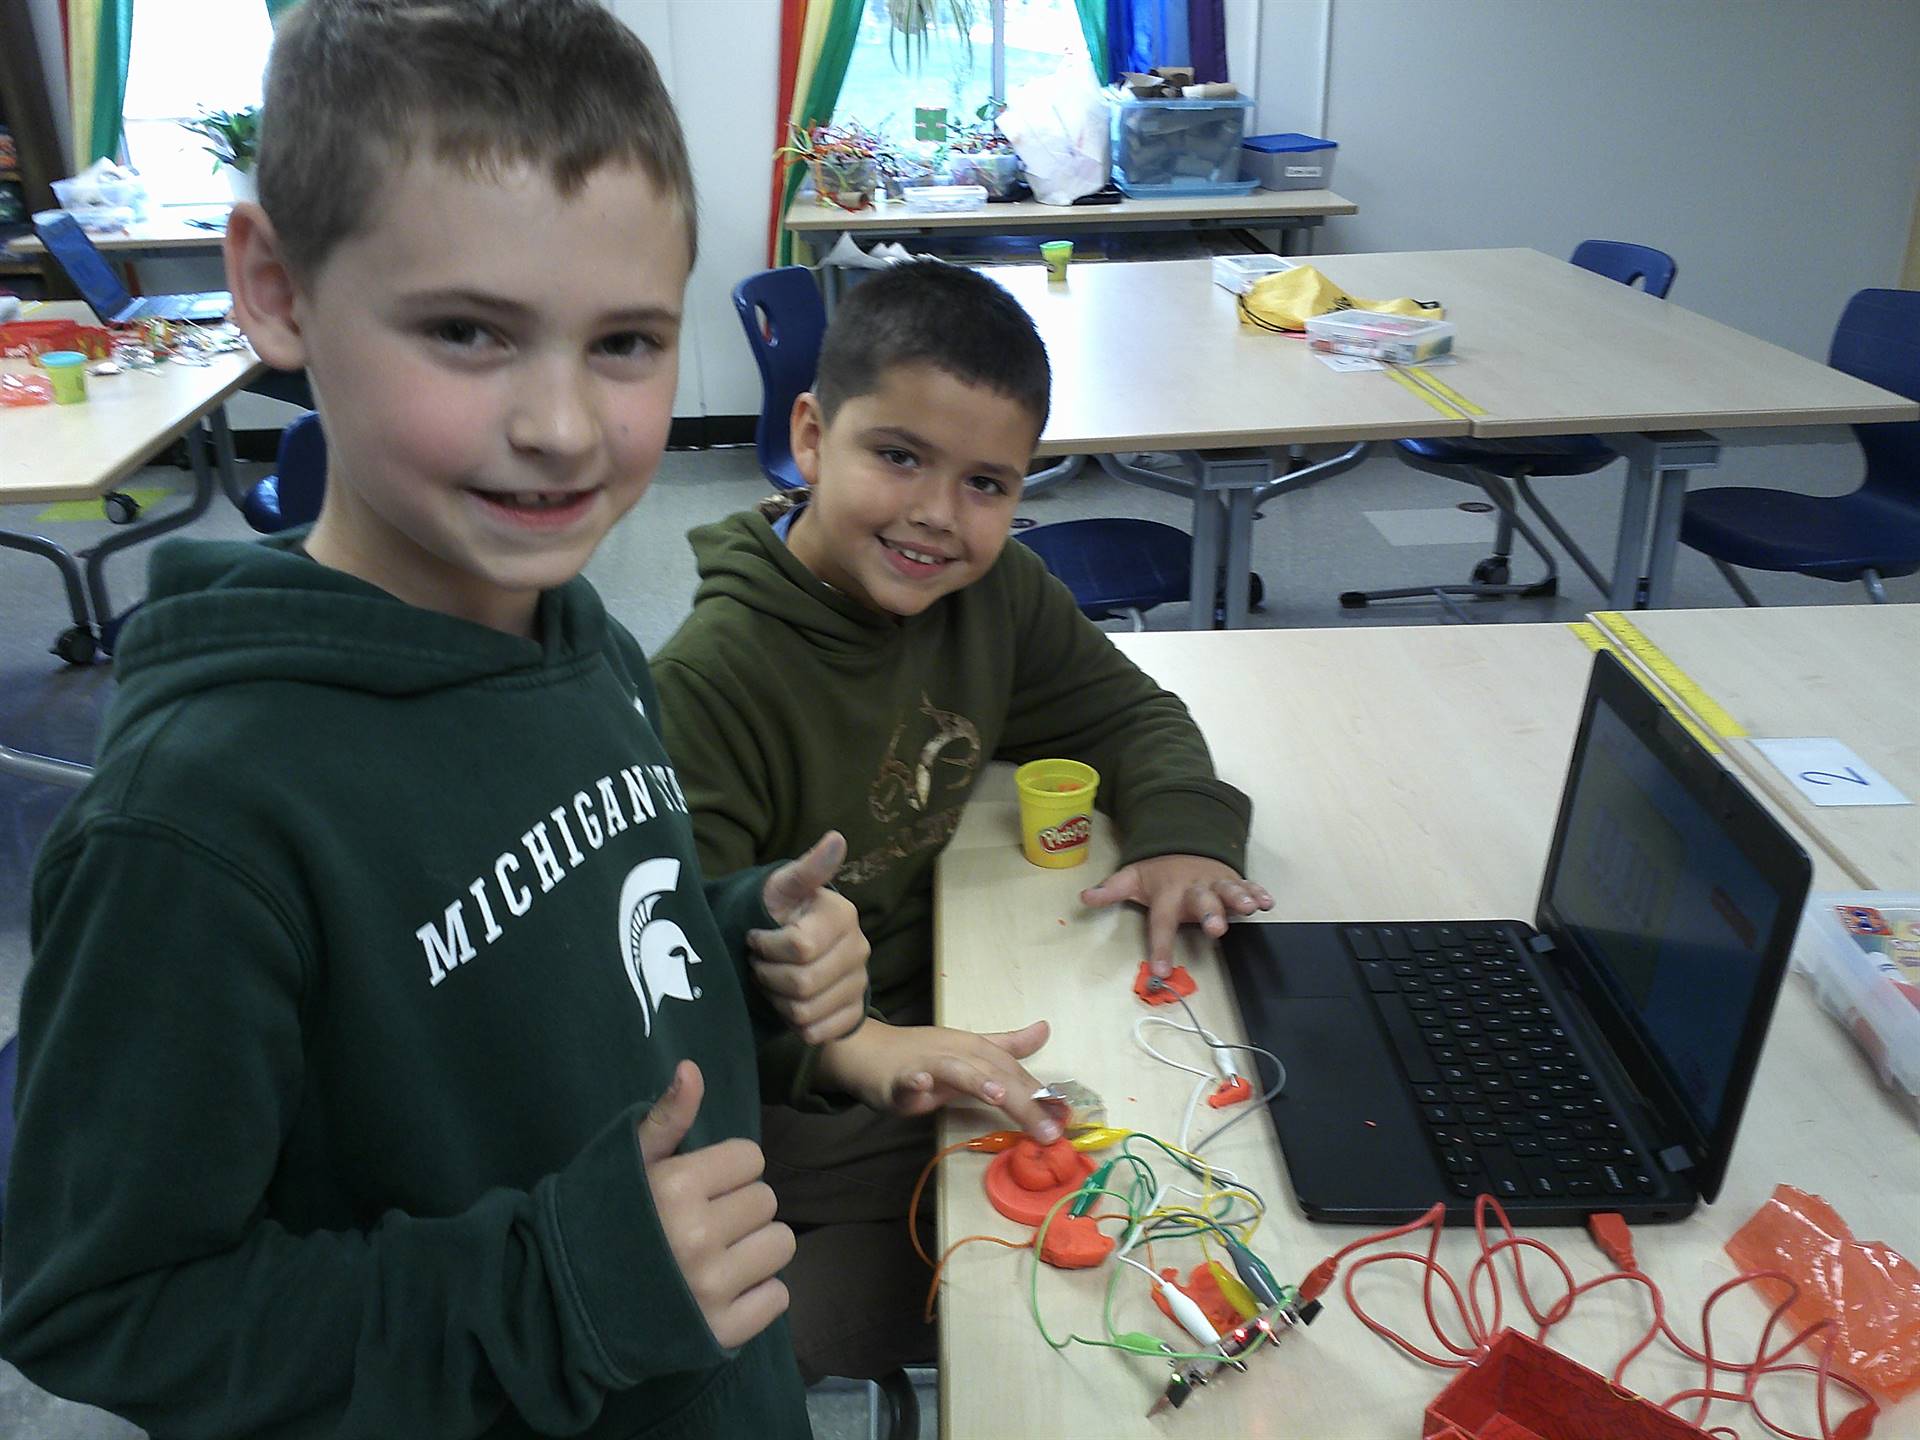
[989,250,1918,627]
[1,302,260,784]
[932,621,1919,1439]
[3,208,230,261]
[782,186,1357,265]
[1591,604,1920,891]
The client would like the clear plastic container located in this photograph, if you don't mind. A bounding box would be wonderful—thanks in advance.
[1107,92,1254,196]
[901,184,988,212]
[1790,892,1920,1127]
[1305,309,1455,364]
[1210,253,1297,295]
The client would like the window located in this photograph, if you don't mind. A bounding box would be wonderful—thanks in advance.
[121,0,274,206]
[833,0,1091,145]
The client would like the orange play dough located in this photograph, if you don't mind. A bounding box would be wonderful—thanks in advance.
[1151,1263,1245,1337]
[1039,1212,1115,1269]
[1134,962,1197,1005]
[984,1139,1096,1227]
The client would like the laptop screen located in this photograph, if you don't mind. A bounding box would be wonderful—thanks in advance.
[1538,652,1807,1197]
[35,212,135,318]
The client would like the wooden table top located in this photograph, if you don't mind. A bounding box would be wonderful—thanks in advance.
[783,187,1356,234]
[1,303,260,503]
[987,250,1918,457]
[1593,604,1920,891]
[932,622,1913,1439]
[4,209,230,256]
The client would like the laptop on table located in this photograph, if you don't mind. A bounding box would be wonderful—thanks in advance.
[33,211,231,323]
[1223,650,1811,1226]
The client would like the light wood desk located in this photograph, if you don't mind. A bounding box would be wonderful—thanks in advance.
[783,187,1356,262]
[4,209,230,260]
[988,251,1917,626]
[933,623,1918,1439]
[1592,604,1920,890]
[2,302,259,784]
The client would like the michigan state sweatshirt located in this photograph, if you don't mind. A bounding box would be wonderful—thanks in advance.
[0,536,811,1440]
[653,508,1252,1028]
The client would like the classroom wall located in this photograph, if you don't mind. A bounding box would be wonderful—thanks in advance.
[23,0,71,163]
[1307,0,1920,360]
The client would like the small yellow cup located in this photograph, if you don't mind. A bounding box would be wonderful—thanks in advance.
[37,350,88,405]
[1041,239,1073,281]
[1015,758,1099,868]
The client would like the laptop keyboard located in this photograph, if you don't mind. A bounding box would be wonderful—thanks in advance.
[1342,923,1658,1204]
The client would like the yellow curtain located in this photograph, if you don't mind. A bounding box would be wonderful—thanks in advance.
[65,0,133,170]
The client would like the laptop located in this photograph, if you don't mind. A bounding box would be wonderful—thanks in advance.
[1223,649,1810,1226]
[34,211,231,323]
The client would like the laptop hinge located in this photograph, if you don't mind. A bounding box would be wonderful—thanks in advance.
[1658,1144,1693,1174]
[1528,933,1555,955]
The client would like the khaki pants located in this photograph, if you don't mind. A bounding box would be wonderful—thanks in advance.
[761,1102,936,1383]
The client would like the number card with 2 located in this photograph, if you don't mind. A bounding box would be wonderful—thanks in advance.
[1749,737,1911,808]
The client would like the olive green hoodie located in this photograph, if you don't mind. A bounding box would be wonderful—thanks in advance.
[1,536,810,1440]
[654,507,1252,1027]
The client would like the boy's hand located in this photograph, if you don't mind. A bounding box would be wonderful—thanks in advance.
[1081,855,1274,979]
[748,831,870,1045]
[817,1019,1061,1143]
[638,1061,796,1351]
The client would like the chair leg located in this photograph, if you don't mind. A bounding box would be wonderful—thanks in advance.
[1339,469,1558,610]
[872,1367,921,1440]
[1711,558,1764,607]
[1862,569,1888,603]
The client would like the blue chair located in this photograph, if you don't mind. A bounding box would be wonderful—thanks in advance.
[732,267,825,491]
[241,412,328,533]
[1341,241,1678,611]
[0,1032,17,1238]
[1680,288,1920,604]
[1017,517,1193,629]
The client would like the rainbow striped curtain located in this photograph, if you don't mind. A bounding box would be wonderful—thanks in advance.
[61,0,134,169]
[767,0,862,268]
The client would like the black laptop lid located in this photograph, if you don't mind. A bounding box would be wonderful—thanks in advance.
[34,212,135,319]
[1534,650,1810,1204]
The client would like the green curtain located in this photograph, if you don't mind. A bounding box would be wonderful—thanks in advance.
[83,0,134,164]
[1072,0,1109,83]
[773,0,864,267]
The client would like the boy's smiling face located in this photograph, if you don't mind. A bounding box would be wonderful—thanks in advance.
[787,363,1040,618]
[230,157,689,635]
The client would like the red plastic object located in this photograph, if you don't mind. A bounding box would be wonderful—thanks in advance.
[984,1139,1095,1227]
[1134,962,1196,1006]
[1207,1076,1252,1109]
[1423,1330,1711,1440]
[1151,1264,1243,1338]
[0,319,114,360]
[1724,1183,1920,1402]
[1038,1212,1113,1269]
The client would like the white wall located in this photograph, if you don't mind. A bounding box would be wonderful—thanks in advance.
[1306,0,1920,359]
[23,0,71,164]
[608,0,781,420]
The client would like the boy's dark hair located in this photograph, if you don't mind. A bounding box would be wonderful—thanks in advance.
[814,260,1051,435]
[259,0,696,281]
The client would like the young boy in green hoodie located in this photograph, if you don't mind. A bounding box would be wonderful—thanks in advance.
[652,260,1276,1381]
[0,6,1057,1437]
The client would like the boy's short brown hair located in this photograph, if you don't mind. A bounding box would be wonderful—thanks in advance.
[259,0,696,281]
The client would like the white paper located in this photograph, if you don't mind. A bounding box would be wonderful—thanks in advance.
[1749,738,1911,807]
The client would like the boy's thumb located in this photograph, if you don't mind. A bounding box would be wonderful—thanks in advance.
[763,831,846,919]
[637,1060,704,1166]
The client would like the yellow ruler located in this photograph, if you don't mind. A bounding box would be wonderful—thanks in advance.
[1591,611,1748,740]
[1567,621,1722,755]
[1382,361,1487,420]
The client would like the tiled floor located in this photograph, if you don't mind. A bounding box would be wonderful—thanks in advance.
[2,435,1910,1437]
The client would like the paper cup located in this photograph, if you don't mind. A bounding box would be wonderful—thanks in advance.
[1041,239,1073,281]
[1015,758,1099,868]
[37,350,88,405]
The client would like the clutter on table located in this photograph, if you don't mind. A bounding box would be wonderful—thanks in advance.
[1792,892,1920,1126]
[48,158,151,231]
[1107,72,1257,198]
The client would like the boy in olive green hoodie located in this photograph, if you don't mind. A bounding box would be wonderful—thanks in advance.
[654,260,1275,1381]
[2,8,1053,1438]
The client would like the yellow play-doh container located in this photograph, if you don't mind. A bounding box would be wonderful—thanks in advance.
[37,349,88,405]
[1014,758,1099,868]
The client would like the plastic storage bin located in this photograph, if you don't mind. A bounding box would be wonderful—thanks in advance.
[1108,92,1255,197]
[1791,892,1920,1127]
[1241,132,1337,190]
[1305,309,1454,364]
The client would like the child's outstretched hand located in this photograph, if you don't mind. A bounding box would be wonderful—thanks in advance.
[817,1018,1061,1143]
[1080,855,1274,979]
[638,1060,796,1350]
[748,831,871,1045]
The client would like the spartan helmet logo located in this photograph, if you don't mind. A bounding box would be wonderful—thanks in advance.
[616,858,705,1036]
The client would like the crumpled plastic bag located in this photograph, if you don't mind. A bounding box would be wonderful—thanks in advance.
[1724,1183,1920,1401]
[997,65,1110,205]
[1240,264,1445,331]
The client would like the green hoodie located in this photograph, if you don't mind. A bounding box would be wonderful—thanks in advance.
[1,536,810,1440]
[653,507,1252,1027]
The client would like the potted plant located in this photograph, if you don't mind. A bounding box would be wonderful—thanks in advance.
[779,122,882,211]
[180,106,262,202]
